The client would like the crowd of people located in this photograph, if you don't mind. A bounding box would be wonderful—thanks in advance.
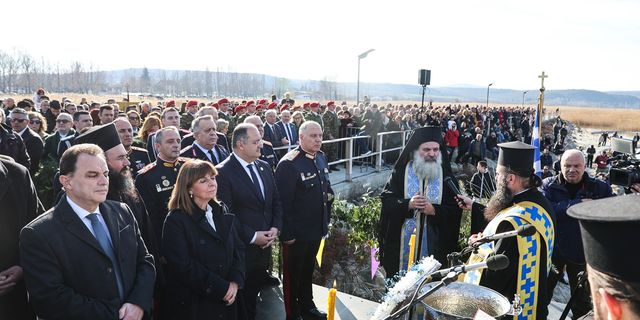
[2,88,639,320]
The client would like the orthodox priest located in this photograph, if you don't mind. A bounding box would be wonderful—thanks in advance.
[458,141,556,320]
[377,126,462,279]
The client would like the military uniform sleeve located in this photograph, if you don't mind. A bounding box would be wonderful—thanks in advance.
[275,160,298,241]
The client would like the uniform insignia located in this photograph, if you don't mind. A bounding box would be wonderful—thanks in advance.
[305,153,315,159]
[156,184,162,192]
[162,180,170,187]
[259,166,264,171]
[130,146,147,153]
[161,176,166,180]
[137,162,157,174]
[282,149,300,161]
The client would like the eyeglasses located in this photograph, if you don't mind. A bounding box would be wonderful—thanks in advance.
[128,117,140,120]
[29,120,42,124]
[10,118,28,123]
[56,119,70,124]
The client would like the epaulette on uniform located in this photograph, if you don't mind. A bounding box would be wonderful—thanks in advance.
[262,140,273,147]
[137,162,157,174]
[130,146,148,153]
[281,149,300,162]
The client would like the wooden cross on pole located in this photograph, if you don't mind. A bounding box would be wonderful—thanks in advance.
[538,71,548,90]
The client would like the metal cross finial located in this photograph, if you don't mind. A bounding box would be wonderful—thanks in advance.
[538,71,548,89]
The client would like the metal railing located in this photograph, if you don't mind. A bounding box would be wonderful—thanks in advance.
[273,128,413,182]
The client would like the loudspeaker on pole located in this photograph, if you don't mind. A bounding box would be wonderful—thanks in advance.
[419,69,431,86]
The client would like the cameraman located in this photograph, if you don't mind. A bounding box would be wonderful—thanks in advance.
[541,149,613,318]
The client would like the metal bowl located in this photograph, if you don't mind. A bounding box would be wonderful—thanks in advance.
[418,282,511,320]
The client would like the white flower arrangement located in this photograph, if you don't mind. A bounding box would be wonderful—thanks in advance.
[371,256,441,320]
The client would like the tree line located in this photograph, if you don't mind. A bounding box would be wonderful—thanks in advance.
[0,48,340,100]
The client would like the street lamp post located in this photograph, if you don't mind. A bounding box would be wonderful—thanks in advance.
[486,82,493,109]
[356,49,375,106]
[485,83,494,136]
[522,90,528,107]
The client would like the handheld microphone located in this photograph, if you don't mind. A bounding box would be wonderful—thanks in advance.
[430,254,509,280]
[444,176,462,196]
[474,224,536,246]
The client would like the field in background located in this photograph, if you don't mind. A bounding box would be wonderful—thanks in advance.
[557,106,640,132]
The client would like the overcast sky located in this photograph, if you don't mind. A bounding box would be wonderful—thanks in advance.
[2,0,638,91]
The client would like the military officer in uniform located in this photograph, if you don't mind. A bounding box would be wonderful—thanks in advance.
[113,118,150,177]
[321,101,340,171]
[135,126,188,247]
[244,115,279,171]
[275,121,334,320]
[304,102,324,131]
[180,100,198,130]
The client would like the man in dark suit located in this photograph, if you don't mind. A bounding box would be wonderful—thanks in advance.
[216,123,283,320]
[0,155,43,320]
[20,143,155,320]
[180,115,229,165]
[43,113,75,162]
[57,110,94,159]
[275,110,298,157]
[264,109,286,149]
[245,115,279,171]
[10,108,43,173]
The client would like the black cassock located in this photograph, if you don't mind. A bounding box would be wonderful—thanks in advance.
[378,166,462,278]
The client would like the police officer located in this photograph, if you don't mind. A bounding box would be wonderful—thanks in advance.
[135,126,188,247]
[244,115,279,171]
[275,121,334,320]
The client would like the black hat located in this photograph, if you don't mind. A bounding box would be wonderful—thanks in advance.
[74,123,121,152]
[497,141,535,174]
[50,100,61,110]
[567,195,640,282]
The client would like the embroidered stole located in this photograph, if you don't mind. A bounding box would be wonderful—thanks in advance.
[463,201,555,320]
[399,161,443,273]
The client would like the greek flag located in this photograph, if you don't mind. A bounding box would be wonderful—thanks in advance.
[532,106,542,176]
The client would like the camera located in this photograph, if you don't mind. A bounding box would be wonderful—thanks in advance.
[609,138,640,188]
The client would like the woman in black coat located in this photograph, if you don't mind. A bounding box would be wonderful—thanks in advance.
[161,160,245,320]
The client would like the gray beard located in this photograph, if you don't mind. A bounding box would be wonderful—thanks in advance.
[484,176,513,221]
[413,152,442,181]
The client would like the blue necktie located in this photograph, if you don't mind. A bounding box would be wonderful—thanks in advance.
[247,164,264,200]
[87,213,124,300]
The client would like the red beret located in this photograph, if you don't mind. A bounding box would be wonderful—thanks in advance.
[303,102,310,108]
[166,100,176,107]
[258,99,268,105]
[212,103,219,109]
[255,104,264,111]
[292,105,302,110]
[217,98,229,105]
[280,104,290,112]
[327,101,335,107]
[234,105,246,113]
[186,100,198,108]
[246,100,255,107]
[268,102,277,109]
[310,102,319,108]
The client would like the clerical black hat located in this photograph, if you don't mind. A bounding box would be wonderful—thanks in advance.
[567,195,640,281]
[497,141,535,174]
[74,123,121,152]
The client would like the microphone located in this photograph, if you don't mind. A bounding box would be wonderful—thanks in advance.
[444,176,462,196]
[474,224,536,246]
[430,254,509,280]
